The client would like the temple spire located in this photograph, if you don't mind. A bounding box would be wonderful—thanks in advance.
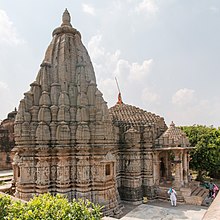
[61,8,72,27]
[115,77,123,104]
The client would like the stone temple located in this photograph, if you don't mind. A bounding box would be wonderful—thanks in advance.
[12,9,192,217]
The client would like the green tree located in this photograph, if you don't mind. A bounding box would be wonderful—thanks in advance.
[0,193,103,220]
[0,193,12,219]
[181,125,220,180]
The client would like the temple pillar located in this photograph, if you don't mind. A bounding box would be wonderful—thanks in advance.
[173,151,181,188]
[167,151,172,181]
[153,152,160,185]
[183,151,188,185]
[179,152,184,186]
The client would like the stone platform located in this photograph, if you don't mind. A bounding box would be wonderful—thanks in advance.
[103,200,207,220]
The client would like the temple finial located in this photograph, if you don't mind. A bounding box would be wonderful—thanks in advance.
[117,92,123,104]
[62,8,72,27]
[115,77,123,105]
[170,121,175,127]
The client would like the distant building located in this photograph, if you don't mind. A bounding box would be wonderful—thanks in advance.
[0,108,17,170]
[12,10,192,217]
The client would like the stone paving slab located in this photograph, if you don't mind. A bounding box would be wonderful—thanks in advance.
[104,201,207,220]
[121,201,207,220]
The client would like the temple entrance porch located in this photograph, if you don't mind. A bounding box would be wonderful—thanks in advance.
[153,148,192,189]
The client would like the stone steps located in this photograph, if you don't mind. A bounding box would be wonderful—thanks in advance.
[156,186,184,202]
[0,173,13,194]
[183,185,209,206]
[0,183,12,193]
[0,176,12,183]
[191,186,208,198]
[156,184,209,206]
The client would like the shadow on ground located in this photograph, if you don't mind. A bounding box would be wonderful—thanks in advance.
[118,200,207,220]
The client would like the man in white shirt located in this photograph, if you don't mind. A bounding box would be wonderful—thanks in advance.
[168,187,177,206]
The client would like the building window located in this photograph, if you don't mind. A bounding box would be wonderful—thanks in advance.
[105,164,111,176]
[17,166,20,178]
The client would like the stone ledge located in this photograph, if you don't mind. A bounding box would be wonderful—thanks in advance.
[184,195,203,205]
[202,191,220,220]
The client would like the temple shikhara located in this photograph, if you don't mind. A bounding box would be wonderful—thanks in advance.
[12,9,193,217]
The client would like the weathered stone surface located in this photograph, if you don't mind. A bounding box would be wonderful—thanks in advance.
[13,9,121,217]
[12,9,193,217]
[109,103,192,202]
[155,121,190,148]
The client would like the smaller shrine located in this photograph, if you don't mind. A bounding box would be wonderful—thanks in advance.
[154,121,192,188]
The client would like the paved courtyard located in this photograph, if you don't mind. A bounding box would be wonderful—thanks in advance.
[104,200,207,220]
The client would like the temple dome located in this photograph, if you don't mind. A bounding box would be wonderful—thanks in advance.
[7,108,17,120]
[109,103,166,129]
[155,121,190,148]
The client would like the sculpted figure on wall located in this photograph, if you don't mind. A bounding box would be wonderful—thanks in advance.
[36,160,50,185]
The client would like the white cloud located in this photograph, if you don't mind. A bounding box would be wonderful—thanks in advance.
[88,34,120,80]
[142,87,160,104]
[172,88,195,106]
[167,97,220,127]
[0,81,8,90]
[210,6,219,13]
[87,34,154,106]
[135,0,159,14]
[82,3,95,16]
[114,58,153,82]
[129,59,153,81]
[88,34,153,83]
[88,35,118,63]
[0,9,24,45]
[98,78,118,106]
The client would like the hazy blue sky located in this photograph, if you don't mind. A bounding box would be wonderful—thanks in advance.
[0,0,220,126]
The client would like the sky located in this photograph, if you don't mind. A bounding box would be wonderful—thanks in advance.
[0,0,220,127]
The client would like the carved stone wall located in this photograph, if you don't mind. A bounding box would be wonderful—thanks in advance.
[13,10,121,217]
[109,111,167,202]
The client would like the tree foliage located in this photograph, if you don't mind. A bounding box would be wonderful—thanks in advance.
[180,125,220,179]
[0,193,12,219]
[0,193,103,220]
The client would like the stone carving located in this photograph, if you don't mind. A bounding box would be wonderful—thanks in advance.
[57,159,70,184]
[56,122,70,143]
[36,160,50,185]
[76,159,90,183]
[13,9,121,217]
[76,123,90,143]
[12,9,192,218]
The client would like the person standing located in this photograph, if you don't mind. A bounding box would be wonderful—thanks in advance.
[168,187,177,206]
[208,181,214,198]
[212,184,219,198]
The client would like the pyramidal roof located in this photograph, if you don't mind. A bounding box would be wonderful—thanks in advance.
[109,103,166,128]
[14,9,113,146]
[155,121,190,148]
